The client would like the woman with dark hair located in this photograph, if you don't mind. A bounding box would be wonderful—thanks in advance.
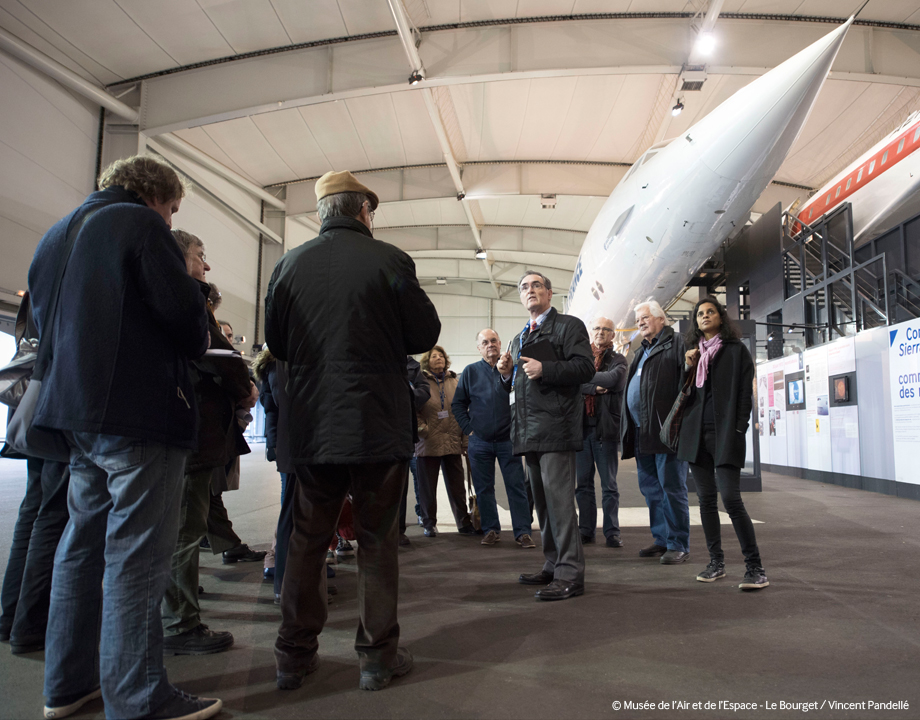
[416,345,473,537]
[677,296,768,590]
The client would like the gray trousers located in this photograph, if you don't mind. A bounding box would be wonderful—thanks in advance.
[525,451,584,584]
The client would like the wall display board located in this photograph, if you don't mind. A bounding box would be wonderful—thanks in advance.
[826,337,860,476]
[804,346,832,471]
[784,353,806,468]
[888,318,920,485]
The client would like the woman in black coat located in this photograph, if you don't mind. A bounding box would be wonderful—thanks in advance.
[677,296,768,590]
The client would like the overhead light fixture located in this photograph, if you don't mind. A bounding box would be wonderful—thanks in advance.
[540,194,557,209]
[671,99,684,117]
[436,277,447,285]
[16,290,25,297]
[695,31,716,55]
[767,332,775,342]
[408,70,423,85]
[475,249,487,260]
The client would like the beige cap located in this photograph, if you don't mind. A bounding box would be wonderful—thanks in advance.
[314,170,379,211]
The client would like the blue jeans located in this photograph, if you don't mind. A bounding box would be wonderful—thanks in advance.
[44,433,188,719]
[635,452,690,552]
[467,435,533,537]
[575,424,620,540]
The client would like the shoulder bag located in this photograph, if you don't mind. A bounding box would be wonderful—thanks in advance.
[658,371,695,454]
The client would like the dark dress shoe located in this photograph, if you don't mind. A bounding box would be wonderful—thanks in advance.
[263,567,275,580]
[222,544,267,564]
[162,624,233,655]
[518,569,554,585]
[660,550,690,564]
[580,534,595,544]
[605,536,624,548]
[535,579,585,601]
[457,524,476,535]
[423,527,437,538]
[277,654,319,690]
[359,647,413,691]
[399,533,411,546]
[10,635,44,654]
[638,543,667,557]
[199,537,210,549]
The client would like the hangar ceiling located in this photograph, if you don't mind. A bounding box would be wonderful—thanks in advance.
[3,0,920,301]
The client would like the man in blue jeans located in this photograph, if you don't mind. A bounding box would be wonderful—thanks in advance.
[452,329,534,548]
[27,156,218,720]
[620,301,691,565]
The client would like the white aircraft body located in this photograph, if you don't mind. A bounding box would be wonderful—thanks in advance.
[567,18,853,331]
[796,110,920,245]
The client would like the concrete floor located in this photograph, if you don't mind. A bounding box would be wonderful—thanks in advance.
[0,447,919,719]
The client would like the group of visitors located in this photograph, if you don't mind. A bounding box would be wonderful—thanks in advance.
[0,157,767,720]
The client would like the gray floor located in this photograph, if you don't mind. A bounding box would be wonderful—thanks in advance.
[0,448,919,719]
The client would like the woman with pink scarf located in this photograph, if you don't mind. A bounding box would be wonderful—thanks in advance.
[677,296,768,590]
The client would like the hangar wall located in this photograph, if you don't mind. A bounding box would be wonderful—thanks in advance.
[0,51,97,303]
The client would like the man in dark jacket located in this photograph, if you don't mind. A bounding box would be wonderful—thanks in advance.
[497,272,595,601]
[576,317,628,548]
[621,301,691,565]
[161,230,256,656]
[453,328,534,548]
[28,156,220,720]
[265,170,440,692]
[398,356,431,545]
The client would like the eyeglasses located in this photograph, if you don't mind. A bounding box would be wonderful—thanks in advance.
[592,327,614,333]
[519,281,545,293]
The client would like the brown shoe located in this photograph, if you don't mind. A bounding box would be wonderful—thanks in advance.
[515,533,536,549]
[481,530,500,545]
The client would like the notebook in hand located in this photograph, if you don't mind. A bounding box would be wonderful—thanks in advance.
[518,337,559,363]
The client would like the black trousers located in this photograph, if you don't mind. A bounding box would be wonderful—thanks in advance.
[415,455,470,531]
[205,491,243,554]
[274,472,295,596]
[0,458,70,644]
[689,430,762,568]
[275,461,406,674]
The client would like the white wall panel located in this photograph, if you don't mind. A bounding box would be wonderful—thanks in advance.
[0,52,97,301]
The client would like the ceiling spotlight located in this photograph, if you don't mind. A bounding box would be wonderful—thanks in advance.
[408,70,423,85]
[540,193,557,209]
[436,277,447,285]
[475,249,487,260]
[766,332,775,342]
[695,31,716,55]
[16,290,25,297]
[671,100,684,117]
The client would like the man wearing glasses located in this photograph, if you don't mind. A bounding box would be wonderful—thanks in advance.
[576,318,628,548]
[497,271,594,601]
[452,329,535,549]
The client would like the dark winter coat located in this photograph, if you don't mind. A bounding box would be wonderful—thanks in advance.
[27,186,209,449]
[259,362,279,462]
[407,357,431,445]
[264,216,440,464]
[187,284,253,473]
[621,325,687,458]
[500,308,595,454]
[582,349,628,443]
[263,360,294,474]
[677,339,754,468]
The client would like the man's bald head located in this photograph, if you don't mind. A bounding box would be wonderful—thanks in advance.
[590,316,616,349]
[476,328,501,365]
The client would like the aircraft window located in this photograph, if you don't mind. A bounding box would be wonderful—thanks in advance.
[915,127,920,143]
[825,194,831,205]
[857,168,863,182]
[835,186,841,198]
[846,178,852,190]
[869,160,876,174]
[899,138,905,153]
[605,205,635,250]
[882,150,889,165]
[808,209,813,219]
[640,151,659,166]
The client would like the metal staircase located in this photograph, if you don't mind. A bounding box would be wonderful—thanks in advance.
[781,203,919,341]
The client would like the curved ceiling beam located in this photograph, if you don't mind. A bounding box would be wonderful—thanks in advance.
[137,19,920,136]
[409,249,578,272]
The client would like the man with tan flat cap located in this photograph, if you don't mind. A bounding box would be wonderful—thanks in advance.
[265,171,440,692]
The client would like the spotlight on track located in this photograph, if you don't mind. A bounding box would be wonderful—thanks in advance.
[408,70,423,85]
[671,99,685,117]
[475,249,487,260]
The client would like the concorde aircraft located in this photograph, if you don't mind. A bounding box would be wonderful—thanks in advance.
[796,109,920,246]
[566,18,854,332]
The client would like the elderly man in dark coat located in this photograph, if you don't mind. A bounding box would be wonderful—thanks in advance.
[265,170,440,692]
[497,271,595,601]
